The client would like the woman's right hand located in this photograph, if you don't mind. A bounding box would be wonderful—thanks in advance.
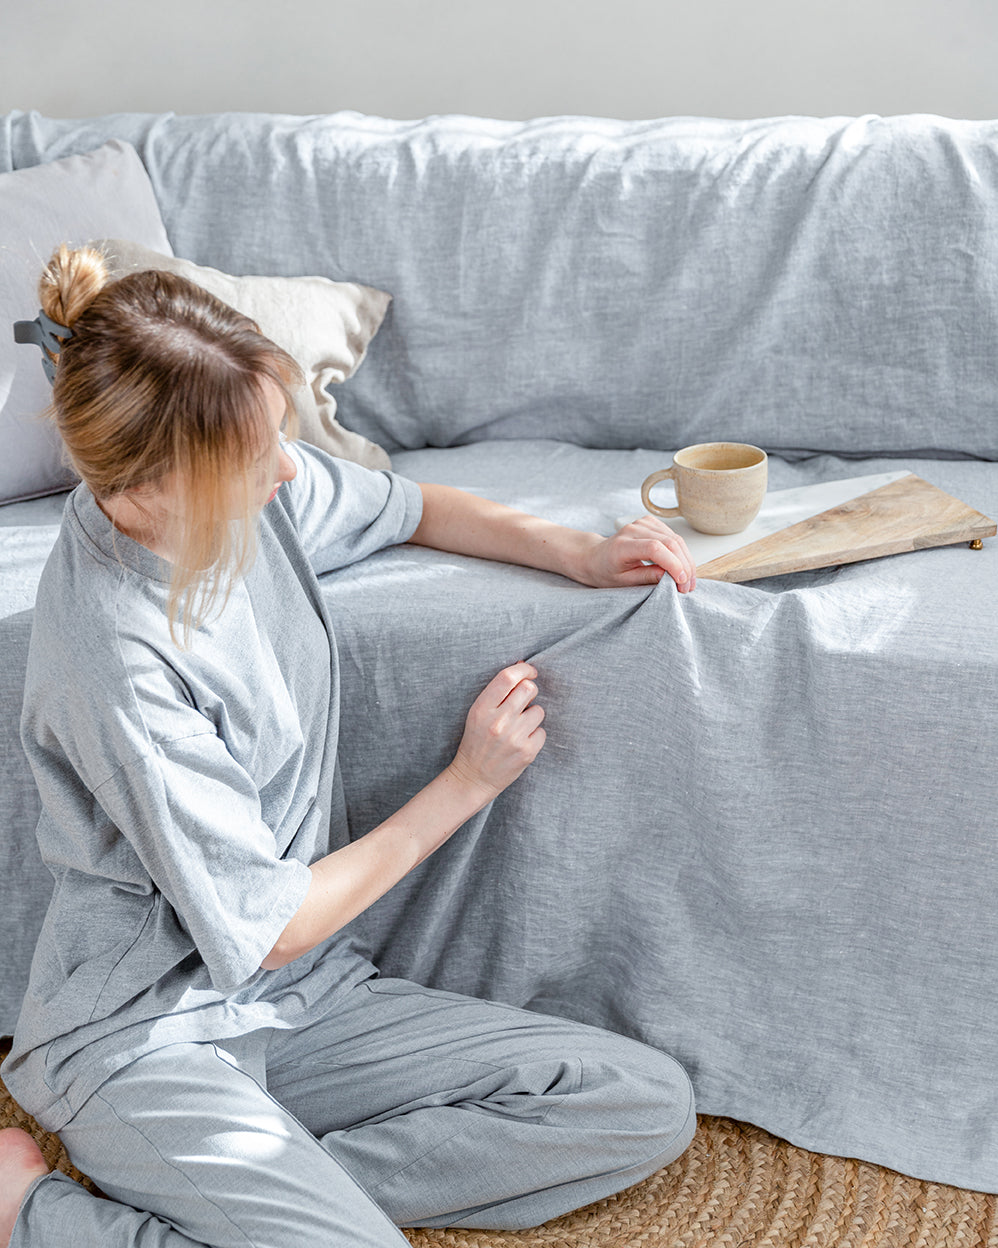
[265,661,546,970]
[446,662,546,803]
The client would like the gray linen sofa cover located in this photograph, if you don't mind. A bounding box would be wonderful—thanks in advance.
[0,110,995,1195]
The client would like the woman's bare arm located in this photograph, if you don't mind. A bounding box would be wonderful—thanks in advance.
[410,482,696,592]
[262,661,545,970]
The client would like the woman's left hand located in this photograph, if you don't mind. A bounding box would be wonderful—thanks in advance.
[575,516,697,593]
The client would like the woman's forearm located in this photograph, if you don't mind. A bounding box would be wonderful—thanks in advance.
[262,764,491,970]
[263,661,545,971]
[409,481,697,592]
[409,482,602,582]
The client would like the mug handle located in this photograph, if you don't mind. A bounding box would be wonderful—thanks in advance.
[641,467,681,518]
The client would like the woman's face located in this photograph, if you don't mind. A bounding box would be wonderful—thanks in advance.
[254,377,298,510]
[169,376,297,519]
[99,377,298,560]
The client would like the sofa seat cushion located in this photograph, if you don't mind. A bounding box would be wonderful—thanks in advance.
[393,439,998,571]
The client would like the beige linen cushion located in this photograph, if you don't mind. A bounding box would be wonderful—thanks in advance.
[94,238,392,469]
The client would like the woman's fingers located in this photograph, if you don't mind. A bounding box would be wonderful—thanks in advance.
[608,520,696,592]
[640,536,697,591]
[589,517,697,592]
[477,661,537,708]
[475,664,543,724]
[453,663,546,799]
[636,518,697,588]
[477,664,543,739]
[498,675,540,716]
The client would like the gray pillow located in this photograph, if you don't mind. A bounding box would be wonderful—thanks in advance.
[95,239,392,471]
[1,141,173,504]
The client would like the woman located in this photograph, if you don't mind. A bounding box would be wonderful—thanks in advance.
[0,245,697,1248]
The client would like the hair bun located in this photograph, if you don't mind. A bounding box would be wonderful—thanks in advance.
[39,243,109,330]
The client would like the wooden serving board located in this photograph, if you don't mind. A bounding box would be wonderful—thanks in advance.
[696,474,996,583]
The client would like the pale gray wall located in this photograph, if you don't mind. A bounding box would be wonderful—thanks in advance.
[3,0,997,120]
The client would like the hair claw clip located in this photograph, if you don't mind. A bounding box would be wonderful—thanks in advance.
[13,310,74,384]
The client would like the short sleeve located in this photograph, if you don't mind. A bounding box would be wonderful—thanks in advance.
[93,732,313,993]
[282,440,423,576]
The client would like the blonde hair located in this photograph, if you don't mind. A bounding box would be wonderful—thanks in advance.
[40,244,303,646]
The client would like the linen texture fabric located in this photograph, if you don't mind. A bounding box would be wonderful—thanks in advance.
[12,987,694,1243]
[0,109,996,1196]
[0,140,174,504]
[335,440,998,1196]
[5,111,998,459]
[93,237,392,469]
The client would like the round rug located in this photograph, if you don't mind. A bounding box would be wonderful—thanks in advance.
[2,1062,994,1247]
[403,1118,997,1248]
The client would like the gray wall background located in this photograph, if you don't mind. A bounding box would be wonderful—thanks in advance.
[2,0,997,121]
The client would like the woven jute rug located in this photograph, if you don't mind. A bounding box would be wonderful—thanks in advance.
[2,1052,994,1247]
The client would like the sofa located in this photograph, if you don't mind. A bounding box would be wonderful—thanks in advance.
[0,109,995,1195]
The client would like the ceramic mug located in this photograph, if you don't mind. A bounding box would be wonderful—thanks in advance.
[640,442,768,535]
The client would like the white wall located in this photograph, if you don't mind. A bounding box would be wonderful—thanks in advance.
[3,0,997,121]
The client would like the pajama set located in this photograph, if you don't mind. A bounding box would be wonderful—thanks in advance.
[3,442,695,1247]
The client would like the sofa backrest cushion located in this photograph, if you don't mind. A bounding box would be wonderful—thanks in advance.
[0,140,173,503]
[5,111,996,460]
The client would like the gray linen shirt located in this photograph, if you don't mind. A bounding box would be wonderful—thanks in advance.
[3,442,423,1132]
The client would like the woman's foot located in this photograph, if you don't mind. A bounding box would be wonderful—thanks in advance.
[0,1130,48,1247]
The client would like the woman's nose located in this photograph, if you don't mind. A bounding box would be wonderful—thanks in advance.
[278,447,297,483]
